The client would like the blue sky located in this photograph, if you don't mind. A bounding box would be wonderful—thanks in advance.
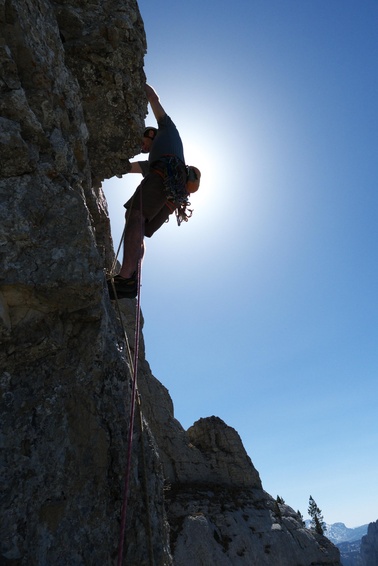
[103,1,378,528]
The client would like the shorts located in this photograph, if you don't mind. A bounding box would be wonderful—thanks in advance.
[124,171,175,238]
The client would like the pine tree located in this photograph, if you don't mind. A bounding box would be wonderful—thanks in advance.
[297,510,305,527]
[308,495,326,535]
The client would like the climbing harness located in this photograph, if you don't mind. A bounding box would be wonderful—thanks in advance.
[151,156,193,226]
[107,189,154,566]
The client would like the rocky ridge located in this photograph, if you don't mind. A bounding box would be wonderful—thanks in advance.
[1,1,341,564]
[361,520,378,566]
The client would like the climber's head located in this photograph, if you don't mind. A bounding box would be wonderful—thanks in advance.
[141,127,157,153]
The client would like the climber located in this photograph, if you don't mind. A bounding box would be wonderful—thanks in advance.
[107,83,201,300]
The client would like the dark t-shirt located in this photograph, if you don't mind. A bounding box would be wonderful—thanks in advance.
[148,114,185,164]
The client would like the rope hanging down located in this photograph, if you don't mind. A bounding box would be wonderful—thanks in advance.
[110,261,154,566]
[107,189,154,566]
[116,253,143,566]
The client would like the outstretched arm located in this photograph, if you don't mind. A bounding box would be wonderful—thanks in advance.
[145,83,166,122]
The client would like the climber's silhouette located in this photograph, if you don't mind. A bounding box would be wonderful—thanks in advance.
[108,83,200,299]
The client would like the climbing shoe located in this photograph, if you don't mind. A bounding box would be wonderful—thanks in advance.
[107,273,138,300]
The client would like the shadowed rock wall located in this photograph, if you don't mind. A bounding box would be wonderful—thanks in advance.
[0,1,167,564]
[361,520,378,566]
[0,1,341,565]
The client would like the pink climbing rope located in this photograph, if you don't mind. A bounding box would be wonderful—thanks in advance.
[117,258,142,566]
[117,189,144,566]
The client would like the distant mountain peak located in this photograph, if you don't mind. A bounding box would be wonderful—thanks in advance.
[305,520,368,544]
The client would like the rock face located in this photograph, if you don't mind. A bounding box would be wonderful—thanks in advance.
[361,521,378,566]
[0,1,341,565]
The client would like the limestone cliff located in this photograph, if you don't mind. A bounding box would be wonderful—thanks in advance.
[0,1,341,564]
[361,521,378,566]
